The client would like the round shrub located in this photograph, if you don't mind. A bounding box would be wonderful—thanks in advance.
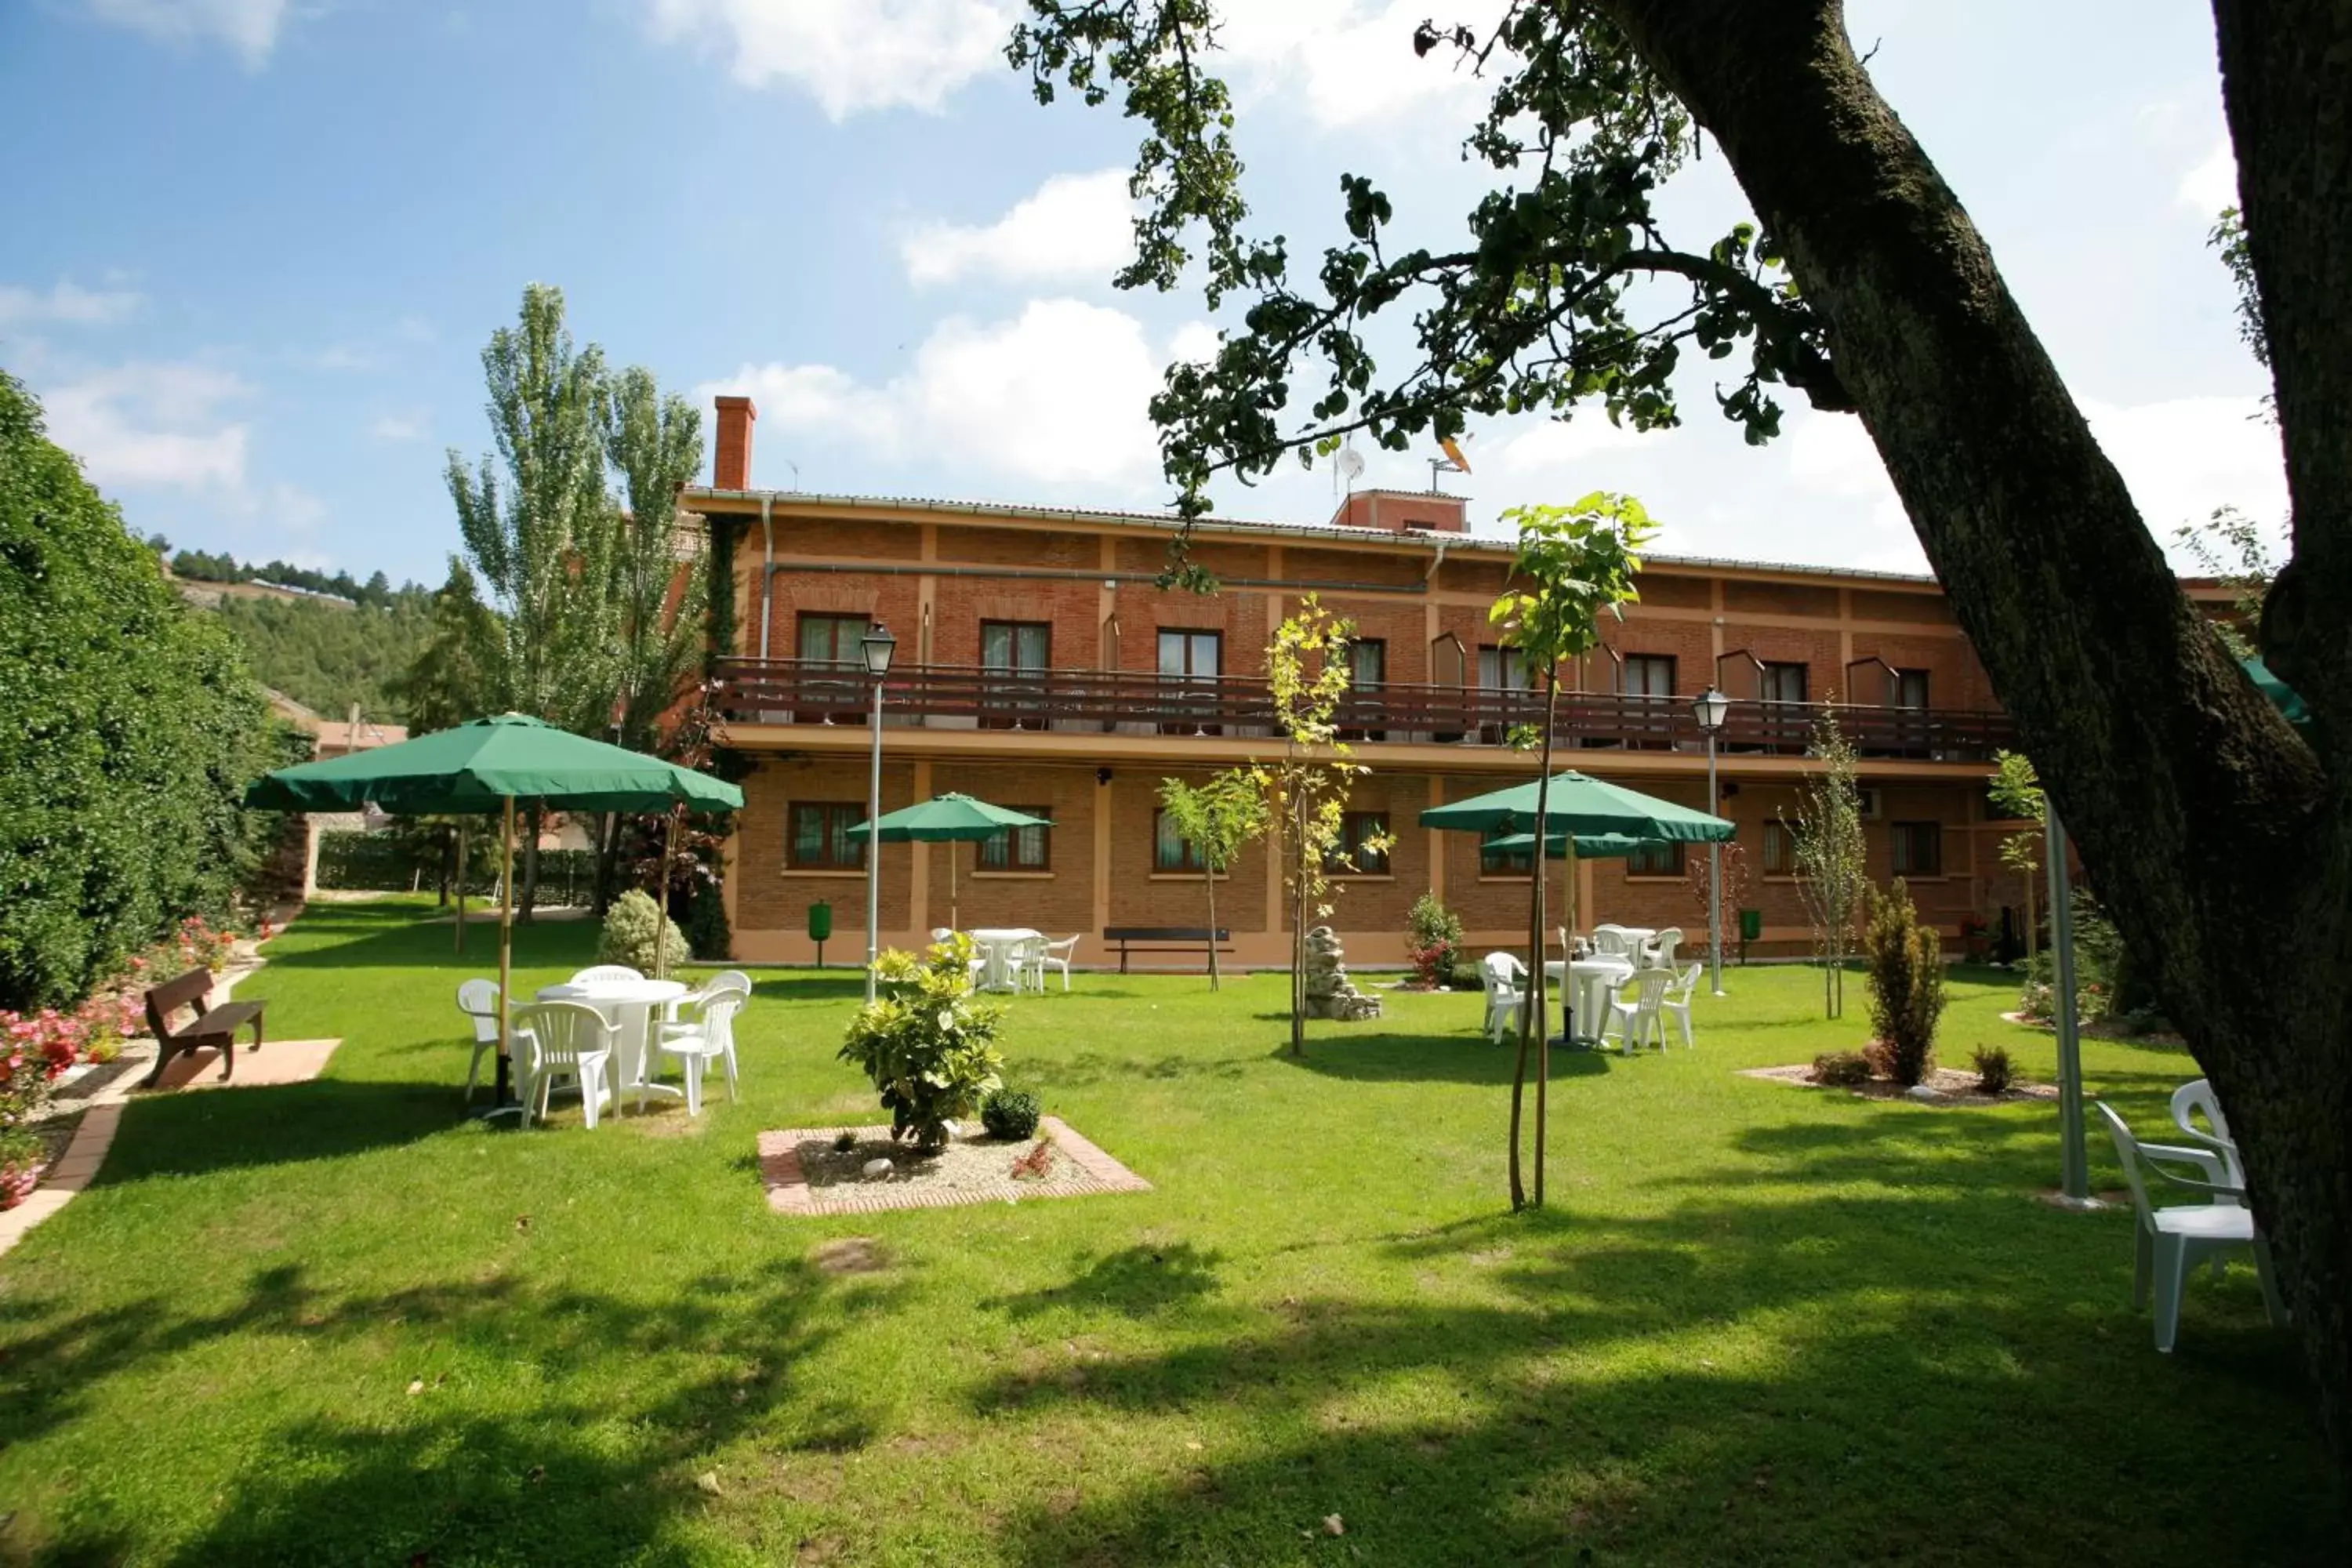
[1971,1044,2015,1095]
[1811,1051,1872,1087]
[982,1087,1042,1141]
[597,889,687,974]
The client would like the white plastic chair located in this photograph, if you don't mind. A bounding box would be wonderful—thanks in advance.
[1605,967,1675,1053]
[2169,1078,2246,1200]
[1657,961,1703,1047]
[657,982,748,1116]
[456,978,502,1102]
[929,928,955,945]
[1591,925,1634,960]
[1031,935,1080,992]
[509,1000,615,1130]
[1480,953,1526,1044]
[1645,927,1684,970]
[2092,1100,2288,1352]
[568,964,644,985]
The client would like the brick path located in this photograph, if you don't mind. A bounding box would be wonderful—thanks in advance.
[759,1116,1150,1216]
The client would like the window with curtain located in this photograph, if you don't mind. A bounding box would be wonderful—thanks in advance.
[1762,820,1795,876]
[1890,821,1943,876]
[1153,808,1207,872]
[1479,824,1534,876]
[1627,840,1687,877]
[787,802,866,869]
[1622,654,1676,698]
[1323,811,1391,873]
[975,809,1051,871]
[1761,661,1808,704]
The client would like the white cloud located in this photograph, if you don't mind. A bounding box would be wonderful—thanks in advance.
[643,0,1011,119]
[700,298,1199,488]
[0,278,143,328]
[368,410,430,442]
[1214,1,1506,131]
[904,169,1134,288]
[39,362,254,491]
[307,344,383,372]
[2179,139,2239,214]
[2085,394,2285,537]
[84,0,291,68]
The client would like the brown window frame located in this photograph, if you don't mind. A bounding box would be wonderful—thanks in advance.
[1894,668,1931,710]
[1479,823,1534,877]
[1153,807,1208,873]
[1626,840,1687,878]
[1762,820,1795,877]
[1324,811,1392,875]
[1890,820,1944,877]
[1622,653,1677,699]
[979,619,1053,731]
[787,801,868,871]
[1760,661,1809,704]
[976,806,1052,871]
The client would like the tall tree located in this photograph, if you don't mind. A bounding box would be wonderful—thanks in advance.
[1989,748,2047,978]
[1486,495,1652,1208]
[445,284,621,915]
[1007,2,2352,1467]
[1786,708,1866,1019]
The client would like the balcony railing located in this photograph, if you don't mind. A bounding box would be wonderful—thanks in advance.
[710,657,2015,761]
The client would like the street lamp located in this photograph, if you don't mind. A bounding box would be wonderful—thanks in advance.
[1692,687,1732,996]
[860,621,897,1004]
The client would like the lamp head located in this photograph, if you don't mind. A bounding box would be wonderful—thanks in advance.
[1692,686,1731,732]
[860,621,897,677]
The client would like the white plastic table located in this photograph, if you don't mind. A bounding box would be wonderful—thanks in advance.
[537,978,688,1112]
[1544,956,1635,1047]
[1594,925,1658,963]
[967,928,1042,993]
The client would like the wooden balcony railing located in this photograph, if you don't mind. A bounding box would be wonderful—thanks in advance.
[710,657,2016,761]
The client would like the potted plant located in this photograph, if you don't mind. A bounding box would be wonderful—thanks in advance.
[837,935,1007,1152]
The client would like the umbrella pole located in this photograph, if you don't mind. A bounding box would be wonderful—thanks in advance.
[495,796,516,1110]
[657,808,677,980]
[951,841,959,933]
[455,821,466,953]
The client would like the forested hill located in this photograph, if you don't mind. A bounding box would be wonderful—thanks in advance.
[158,544,435,722]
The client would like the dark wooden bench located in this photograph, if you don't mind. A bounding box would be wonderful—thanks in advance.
[1102,927,1233,974]
[143,967,265,1087]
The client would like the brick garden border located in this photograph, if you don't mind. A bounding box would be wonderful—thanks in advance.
[758,1115,1151,1216]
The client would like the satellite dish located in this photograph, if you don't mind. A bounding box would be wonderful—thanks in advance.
[1338,448,1366,483]
[1439,434,1472,475]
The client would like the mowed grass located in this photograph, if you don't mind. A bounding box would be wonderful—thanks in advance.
[0,899,2340,1566]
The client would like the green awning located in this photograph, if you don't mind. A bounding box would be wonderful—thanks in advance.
[242,712,744,815]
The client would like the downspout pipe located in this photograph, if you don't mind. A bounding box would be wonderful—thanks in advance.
[757,495,775,659]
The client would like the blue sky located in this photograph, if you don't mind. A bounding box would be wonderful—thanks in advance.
[1,1,2275,588]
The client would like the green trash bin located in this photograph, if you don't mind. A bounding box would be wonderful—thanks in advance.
[808,901,833,968]
[1737,908,1762,965]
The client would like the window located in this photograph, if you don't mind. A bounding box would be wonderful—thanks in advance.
[1479,823,1534,877]
[980,620,1051,730]
[1761,661,1808,704]
[1478,644,1530,690]
[1891,821,1944,877]
[1325,811,1391,874]
[1153,808,1207,873]
[1763,820,1794,877]
[797,612,870,665]
[1895,668,1930,709]
[1623,654,1676,699]
[1627,840,1687,878]
[1157,628,1223,734]
[1348,639,1387,690]
[976,807,1051,871]
[788,802,866,870]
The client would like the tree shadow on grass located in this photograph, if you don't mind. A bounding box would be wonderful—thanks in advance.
[88,1076,464,1184]
[984,1242,1227,1322]
[0,1254,897,1566]
[963,1133,2340,1567]
[1271,1031,1614,1086]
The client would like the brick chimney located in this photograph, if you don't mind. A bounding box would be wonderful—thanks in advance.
[1326,488,1467,534]
[713,395,757,490]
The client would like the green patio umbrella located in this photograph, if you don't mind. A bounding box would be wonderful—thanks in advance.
[245,713,746,1106]
[2241,655,2310,729]
[849,792,1055,931]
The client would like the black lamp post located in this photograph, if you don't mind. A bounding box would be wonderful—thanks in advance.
[1692,687,1732,996]
[860,622,897,1004]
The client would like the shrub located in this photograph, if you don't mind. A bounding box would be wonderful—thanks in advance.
[1812,1051,1872,1087]
[1863,880,1946,1086]
[1972,1045,2015,1095]
[982,1087,1043,1140]
[597,890,687,974]
[1449,960,1488,993]
[1405,893,1465,987]
[832,1130,857,1153]
[687,879,732,962]
[838,935,1007,1151]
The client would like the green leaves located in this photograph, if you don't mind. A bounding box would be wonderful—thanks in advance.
[840,935,1009,1149]
[1488,492,1657,671]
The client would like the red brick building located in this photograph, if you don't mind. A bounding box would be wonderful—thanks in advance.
[690,396,2026,967]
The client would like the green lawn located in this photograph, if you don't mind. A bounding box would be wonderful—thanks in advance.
[0,899,2339,1566]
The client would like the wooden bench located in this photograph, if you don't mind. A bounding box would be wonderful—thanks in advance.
[142,967,265,1087]
[1102,927,1233,974]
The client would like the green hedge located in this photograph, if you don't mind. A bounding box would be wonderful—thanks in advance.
[0,372,281,1011]
[313,832,600,903]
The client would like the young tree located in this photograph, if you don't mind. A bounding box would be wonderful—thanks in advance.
[1157,769,1268,991]
[1988,748,2047,976]
[1685,840,1752,962]
[1009,3,2352,1460]
[1786,708,1866,1019]
[1256,597,1384,1054]
[1487,495,1652,1209]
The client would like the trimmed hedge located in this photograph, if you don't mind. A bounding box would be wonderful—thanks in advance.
[0,372,281,1011]
[313,831,598,902]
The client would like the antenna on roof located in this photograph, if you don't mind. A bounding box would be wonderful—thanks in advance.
[1429,435,1471,494]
